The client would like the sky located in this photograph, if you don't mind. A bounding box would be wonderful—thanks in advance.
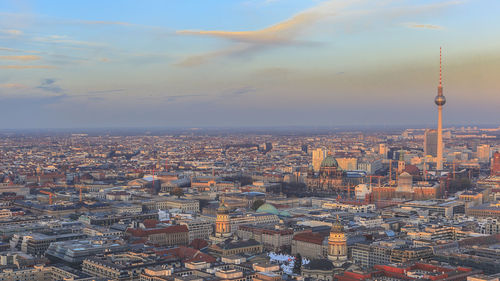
[0,0,499,129]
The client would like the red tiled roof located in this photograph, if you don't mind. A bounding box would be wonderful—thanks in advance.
[163,246,216,263]
[143,219,159,228]
[189,238,209,250]
[293,231,327,245]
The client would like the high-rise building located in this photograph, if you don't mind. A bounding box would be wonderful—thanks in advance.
[379,144,387,158]
[492,151,500,176]
[477,144,490,163]
[424,129,438,157]
[435,47,446,171]
[301,144,308,154]
[312,148,327,172]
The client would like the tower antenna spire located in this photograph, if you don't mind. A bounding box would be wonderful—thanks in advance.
[439,46,442,87]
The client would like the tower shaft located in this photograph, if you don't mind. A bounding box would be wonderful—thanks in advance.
[437,105,443,171]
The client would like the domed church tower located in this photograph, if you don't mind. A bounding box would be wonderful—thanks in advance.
[215,198,231,238]
[319,153,344,190]
[328,215,347,267]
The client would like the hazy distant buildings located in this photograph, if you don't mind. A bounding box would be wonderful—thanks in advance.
[424,129,438,157]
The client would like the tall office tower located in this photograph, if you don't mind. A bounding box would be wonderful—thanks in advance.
[492,151,500,176]
[435,47,446,171]
[312,148,327,172]
[424,129,438,157]
[379,143,387,158]
[477,144,491,163]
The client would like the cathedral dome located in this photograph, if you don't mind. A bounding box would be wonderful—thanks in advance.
[321,155,339,168]
[331,216,344,233]
[256,203,279,215]
[217,199,229,214]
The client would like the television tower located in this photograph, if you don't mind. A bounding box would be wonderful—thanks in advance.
[435,47,446,172]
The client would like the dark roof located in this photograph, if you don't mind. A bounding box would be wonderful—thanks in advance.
[217,239,260,249]
[304,259,334,271]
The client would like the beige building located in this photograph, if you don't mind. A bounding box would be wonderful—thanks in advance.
[291,231,327,259]
[336,157,358,171]
[312,148,327,172]
[0,265,94,281]
[179,219,213,242]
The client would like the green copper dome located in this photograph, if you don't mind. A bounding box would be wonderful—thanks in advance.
[256,203,279,215]
[321,155,338,168]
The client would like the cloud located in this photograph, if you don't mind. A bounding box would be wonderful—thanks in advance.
[81,20,131,26]
[0,47,40,53]
[178,12,318,44]
[33,35,106,48]
[0,65,56,69]
[0,83,26,89]
[0,29,22,36]
[86,89,124,95]
[36,79,63,93]
[225,86,257,97]
[165,94,205,102]
[176,0,461,66]
[0,55,40,61]
[176,44,258,67]
[0,47,20,52]
[177,1,347,44]
[404,23,444,30]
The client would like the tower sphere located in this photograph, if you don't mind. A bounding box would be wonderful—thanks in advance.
[435,95,446,106]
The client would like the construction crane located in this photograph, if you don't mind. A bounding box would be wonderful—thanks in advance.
[40,190,55,205]
[74,185,86,202]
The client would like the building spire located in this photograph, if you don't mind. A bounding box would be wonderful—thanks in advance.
[439,46,442,88]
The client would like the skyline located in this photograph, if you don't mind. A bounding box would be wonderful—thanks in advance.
[0,0,499,129]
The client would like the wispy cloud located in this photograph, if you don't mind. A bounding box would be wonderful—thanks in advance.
[175,0,349,66]
[0,47,40,53]
[0,29,22,36]
[176,0,461,66]
[86,89,124,95]
[177,1,349,44]
[33,35,106,48]
[0,65,55,69]
[176,44,258,67]
[0,83,26,89]
[81,20,131,26]
[0,55,40,61]
[223,86,257,97]
[36,79,63,93]
[0,47,20,52]
[404,23,444,30]
[166,94,205,102]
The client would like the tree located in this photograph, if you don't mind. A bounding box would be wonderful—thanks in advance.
[293,253,302,275]
[170,187,184,198]
[251,199,265,211]
[449,177,471,192]
[68,213,80,221]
